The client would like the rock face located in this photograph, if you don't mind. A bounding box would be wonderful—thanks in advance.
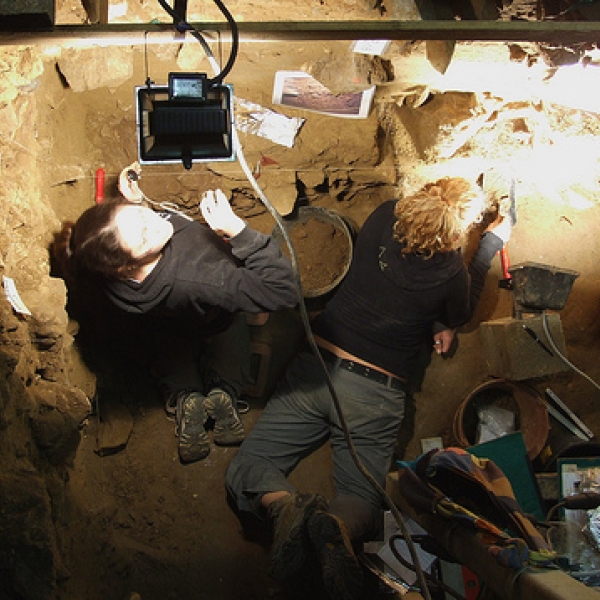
[0,471,60,600]
[0,33,393,599]
[0,47,92,600]
[0,35,390,598]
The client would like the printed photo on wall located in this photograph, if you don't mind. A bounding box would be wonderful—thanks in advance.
[272,71,375,119]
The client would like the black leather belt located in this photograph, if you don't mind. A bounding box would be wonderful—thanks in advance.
[319,347,407,392]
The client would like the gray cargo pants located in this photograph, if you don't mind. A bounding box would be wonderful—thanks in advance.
[225,349,406,542]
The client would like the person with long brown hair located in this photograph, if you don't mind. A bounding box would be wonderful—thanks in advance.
[225,176,512,600]
[53,164,298,464]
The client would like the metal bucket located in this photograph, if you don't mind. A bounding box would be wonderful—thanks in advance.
[272,206,354,301]
[453,379,550,460]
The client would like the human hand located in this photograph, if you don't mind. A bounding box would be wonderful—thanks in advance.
[485,214,512,244]
[118,162,143,203]
[200,189,245,238]
[433,329,455,354]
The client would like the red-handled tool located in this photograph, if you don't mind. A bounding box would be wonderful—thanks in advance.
[498,178,516,290]
[95,168,105,204]
[500,246,511,281]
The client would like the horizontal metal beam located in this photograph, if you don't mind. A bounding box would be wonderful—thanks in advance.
[1,19,600,46]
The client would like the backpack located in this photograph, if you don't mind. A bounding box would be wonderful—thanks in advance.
[397,447,556,569]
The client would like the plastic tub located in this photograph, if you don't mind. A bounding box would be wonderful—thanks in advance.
[508,261,579,311]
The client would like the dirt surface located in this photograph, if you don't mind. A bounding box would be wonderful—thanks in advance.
[38,51,600,600]
[56,182,600,600]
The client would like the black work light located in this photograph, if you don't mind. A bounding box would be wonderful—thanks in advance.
[136,72,235,170]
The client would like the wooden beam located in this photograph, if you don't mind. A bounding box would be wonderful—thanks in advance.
[98,0,108,25]
[80,0,109,25]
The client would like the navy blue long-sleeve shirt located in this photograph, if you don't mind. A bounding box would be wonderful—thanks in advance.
[311,200,503,381]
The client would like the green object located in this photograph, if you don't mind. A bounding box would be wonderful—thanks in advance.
[468,432,546,521]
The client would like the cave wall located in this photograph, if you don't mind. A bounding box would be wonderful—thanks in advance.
[0,38,492,597]
[0,37,401,600]
[0,47,91,600]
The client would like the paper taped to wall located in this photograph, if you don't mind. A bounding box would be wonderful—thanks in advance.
[235,98,304,148]
[3,276,31,316]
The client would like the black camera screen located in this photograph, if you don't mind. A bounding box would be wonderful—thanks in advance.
[169,73,207,100]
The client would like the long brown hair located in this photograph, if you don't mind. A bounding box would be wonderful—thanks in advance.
[53,200,138,280]
[393,177,484,257]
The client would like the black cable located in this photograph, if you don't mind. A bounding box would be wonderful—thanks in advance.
[389,534,467,600]
[149,2,430,595]
[157,0,238,85]
[143,30,154,87]
[208,0,238,83]
[545,502,566,524]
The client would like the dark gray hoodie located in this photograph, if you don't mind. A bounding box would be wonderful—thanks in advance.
[103,213,298,337]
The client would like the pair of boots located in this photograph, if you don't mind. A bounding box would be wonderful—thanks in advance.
[268,492,364,600]
[169,388,245,463]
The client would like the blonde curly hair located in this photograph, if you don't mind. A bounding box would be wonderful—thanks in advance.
[393,177,484,257]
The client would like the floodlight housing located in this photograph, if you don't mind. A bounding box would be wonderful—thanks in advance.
[136,73,235,170]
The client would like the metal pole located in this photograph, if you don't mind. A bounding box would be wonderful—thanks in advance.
[1,20,600,45]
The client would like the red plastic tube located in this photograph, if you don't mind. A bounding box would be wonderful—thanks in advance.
[95,168,105,204]
[500,247,510,280]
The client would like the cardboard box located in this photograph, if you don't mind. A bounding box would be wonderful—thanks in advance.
[478,313,568,380]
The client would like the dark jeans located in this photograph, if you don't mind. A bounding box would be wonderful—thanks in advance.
[225,349,406,542]
[153,312,252,398]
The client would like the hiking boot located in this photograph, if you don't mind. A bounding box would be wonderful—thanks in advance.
[204,388,245,446]
[268,492,328,581]
[175,391,210,463]
[307,510,364,600]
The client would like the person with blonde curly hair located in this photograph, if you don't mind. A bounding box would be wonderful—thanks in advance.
[394,176,487,256]
[225,176,511,600]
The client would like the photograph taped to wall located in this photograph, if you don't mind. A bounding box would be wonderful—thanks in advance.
[558,456,600,522]
[272,71,375,119]
[559,457,600,498]
[351,39,391,56]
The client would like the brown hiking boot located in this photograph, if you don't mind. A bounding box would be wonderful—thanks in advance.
[175,391,210,463]
[204,388,245,446]
[307,510,364,600]
[268,492,328,581]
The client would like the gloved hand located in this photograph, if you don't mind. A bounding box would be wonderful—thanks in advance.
[200,189,245,238]
[118,162,143,203]
[486,214,512,244]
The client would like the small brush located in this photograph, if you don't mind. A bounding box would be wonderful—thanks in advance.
[498,178,517,225]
